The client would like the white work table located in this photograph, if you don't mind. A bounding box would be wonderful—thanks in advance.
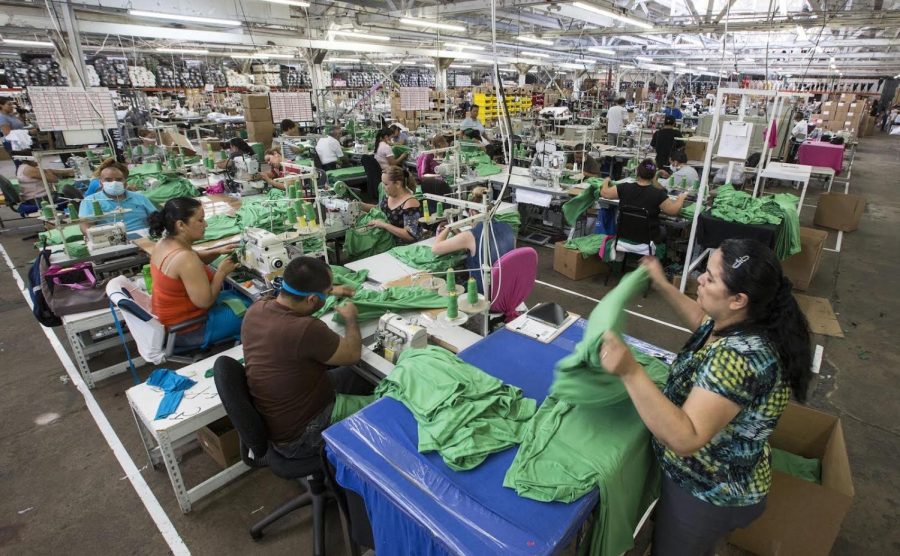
[345,237,437,285]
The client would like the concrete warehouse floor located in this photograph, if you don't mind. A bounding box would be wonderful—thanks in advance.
[0,134,898,555]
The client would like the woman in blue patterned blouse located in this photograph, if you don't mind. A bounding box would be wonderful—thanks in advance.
[601,239,812,555]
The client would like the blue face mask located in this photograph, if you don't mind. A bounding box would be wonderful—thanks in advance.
[102,180,125,197]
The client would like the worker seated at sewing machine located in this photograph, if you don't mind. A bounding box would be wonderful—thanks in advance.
[148,197,242,348]
[316,125,349,171]
[15,159,77,206]
[241,256,373,460]
[79,159,157,234]
[430,187,516,294]
[258,148,301,190]
[357,166,422,244]
[216,137,255,171]
[566,143,601,178]
[600,159,687,243]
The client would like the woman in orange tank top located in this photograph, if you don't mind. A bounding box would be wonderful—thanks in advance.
[149,197,239,347]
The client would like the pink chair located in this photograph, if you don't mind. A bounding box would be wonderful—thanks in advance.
[490,247,538,323]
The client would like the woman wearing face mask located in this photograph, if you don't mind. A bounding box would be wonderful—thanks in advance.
[148,197,240,348]
[600,241,812,555]
[358,166,421,244]
[79,160,156,234]
[654,150,699,190]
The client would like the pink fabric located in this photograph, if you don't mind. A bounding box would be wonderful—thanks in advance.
[490,247,538,322]
[797,141,844,174]
[763,121,778,148]
[415,153,437,179]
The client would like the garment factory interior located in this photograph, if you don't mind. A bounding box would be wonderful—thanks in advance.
[1,1,899,555]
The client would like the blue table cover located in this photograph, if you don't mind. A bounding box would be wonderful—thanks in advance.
[324,320,598,555]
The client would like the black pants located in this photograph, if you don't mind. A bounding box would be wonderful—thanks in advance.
[651,475,766,556]
[272,367,373,460]
[321,162,337,172]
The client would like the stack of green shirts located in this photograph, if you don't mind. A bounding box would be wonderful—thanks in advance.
[326,166,366,183]
[315,285,447,324]
[505,268,671,556]
[494,211,521,236]
[680,202,702,219]
[388,244,466,273]
[375,346,538,471]
[345,208,394,259]
[475,162,503,176]
[564,234,617,262]
[709,185,800,260]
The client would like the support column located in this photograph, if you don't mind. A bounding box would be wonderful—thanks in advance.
[57,0,89,88]
[303,49,328,127]
[514,63,532,86]
[433,57,453,92]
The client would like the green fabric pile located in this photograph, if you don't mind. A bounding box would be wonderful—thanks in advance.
[375,346,537,471]
[330,265,368,289]
[318,286,447,324]
[392,145,411,158]
[562,178,603,226]
[563,234,616,261]
[132,176,199,208]
[129,162,163,177]
[771,448,821,484]
[326,166,366,183]
[709,185,801,259]
[37,225,83,247]
[330,393,379,424]
[680,202,701,219]
[475,163,503,177]
[388,244,466,273]
[494,210,521,236]
[345,208,394,259]
[505,267,671,556]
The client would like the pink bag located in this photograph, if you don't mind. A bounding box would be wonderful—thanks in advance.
[44,262,96,290]
[205,180,225,194]
[41,261,109,316]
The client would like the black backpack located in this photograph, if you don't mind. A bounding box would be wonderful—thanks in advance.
[28,243,62,327]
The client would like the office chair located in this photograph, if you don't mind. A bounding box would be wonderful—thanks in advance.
[606,205,654,288]
[213,356,339,555]
[360,155,382,201]
[488,247,538,328]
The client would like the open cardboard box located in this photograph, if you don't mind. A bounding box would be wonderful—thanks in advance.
[728,403,854,555]
[814,193,865,232]
[552,241,609,280]
[781,227,828,291]
[197,417,241,469]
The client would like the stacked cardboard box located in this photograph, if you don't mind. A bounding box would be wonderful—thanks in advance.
[813,96,869,136]
[241,94,274,148]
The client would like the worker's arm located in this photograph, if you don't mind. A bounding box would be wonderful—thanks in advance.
[372,218,415,242]
[23,163,58,183]
[176,252,234,310]
[602,330,741,457]
[432,227,475,256]
[325,303,362,365]
[641,256,706,330]
[599,177,618,200]
[660,192,688,216]
[0,123,11,136]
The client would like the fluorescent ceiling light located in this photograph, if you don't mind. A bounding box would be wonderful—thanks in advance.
[262,0,310,6]
[400,18,466,32]
[451,64,472,69]
[328,58,361,63]
[516,36,555,46]
[128,10,241,26]
[572,2,653,31]
[331,30,389,41]
[559,63,588,70]
[374,62,394,66]
[619,64,634,69]
[673,61,686,66]
[696,66,708,71]
[156,47,209,54]
[2,38,54,47]
[635,55,653,62]
[231,52,295,59]
[445,42,485,50]
[515,58,546,65]
[588,46,616,55]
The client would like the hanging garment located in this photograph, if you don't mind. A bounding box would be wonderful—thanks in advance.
[562,179,602,226]
[374,346,537,471]
[388,244,466,273]
[146,368,197,420]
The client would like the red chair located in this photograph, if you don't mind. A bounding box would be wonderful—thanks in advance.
[489,247,538,323]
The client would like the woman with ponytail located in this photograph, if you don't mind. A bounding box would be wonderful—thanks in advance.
[600,239,812,555]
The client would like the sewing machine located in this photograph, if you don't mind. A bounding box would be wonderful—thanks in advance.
[539,106,572,123]
[321,197,360,231]
[86,222,128,254]
[240,227,289,279]
[371,313,428,363]
[529,150,567,186]
[70,156,93,180]
[233,155,265,190]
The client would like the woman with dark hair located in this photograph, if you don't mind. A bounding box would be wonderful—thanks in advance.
[601,241,812,555]
[600,158,687,242]
[216,137,255,170]
[148,197,239,347]
[373,127,407,170]
[358,166,421,243]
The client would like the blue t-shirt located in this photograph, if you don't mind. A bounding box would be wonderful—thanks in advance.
[468,220,516,294]
[0,113,25,132]
[78,189,157,232]
[663,107,683,120]
[85,178,101,196]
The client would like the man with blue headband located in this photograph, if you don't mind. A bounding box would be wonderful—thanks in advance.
[241,256,372,459]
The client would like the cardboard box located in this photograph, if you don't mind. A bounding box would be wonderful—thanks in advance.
[244,107,273,122]
[781,227,828,290]
[821,101,835,110]
[197,417,241,469]
[682,137,709,162]
[200,137,222,152]
[671,273,699,298]
[552,241,609,280]
[729,403,854,556]
[820,110,832,119]
[246,119,275,136]
[814,193,865,232]
[241,94,270,109]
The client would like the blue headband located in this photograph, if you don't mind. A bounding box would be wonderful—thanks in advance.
[280,281,328,301]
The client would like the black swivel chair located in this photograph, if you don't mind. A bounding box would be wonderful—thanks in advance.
[213,356,344,554]
[606,205,654,289]
[360,154,382,201]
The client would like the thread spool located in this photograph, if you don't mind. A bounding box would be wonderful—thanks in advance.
[67,202,78,222]
[293,200,303,216]
[422,201,431,221]
[287,207,297,224]
[466,277,478,304]
[91,200,103,216]
[41,201,53,220]
[446,291,459,319]
[288,184,298,199]
[436,202,444,217]
[154,160,163,173]
[446,267,455,288]
[303,202,316,222]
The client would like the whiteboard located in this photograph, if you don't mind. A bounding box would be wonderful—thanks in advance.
[269,92,314,123]
[399,87,431,111]
[28,86,118,131]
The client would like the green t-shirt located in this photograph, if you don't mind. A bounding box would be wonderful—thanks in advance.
[655,319,789,507]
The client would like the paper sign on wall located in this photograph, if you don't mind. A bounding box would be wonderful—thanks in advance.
[717,121,752,160]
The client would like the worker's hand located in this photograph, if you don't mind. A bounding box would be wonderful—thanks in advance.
[335,301,358,323]
[599,331,639,377]
[367,220,386,230]
[602,177,612,188]
[331,285,355,298]
[640,256,666,287]
[677,192,688,202]
[658,170,670,179]
[217,256,239,275]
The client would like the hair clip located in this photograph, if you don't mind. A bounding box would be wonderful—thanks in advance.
[732,255,750,269]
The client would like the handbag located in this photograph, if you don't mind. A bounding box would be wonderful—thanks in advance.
[41,260,109,316]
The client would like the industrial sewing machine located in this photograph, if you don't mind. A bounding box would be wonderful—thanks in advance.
[529,149,567,186]
[86,222,128,254]
[240,227,289,279]
[539,106,572,124]
[321,197,361,231]
[370,313,428,363]
[69,156,93,180]
[232,155,265,190]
